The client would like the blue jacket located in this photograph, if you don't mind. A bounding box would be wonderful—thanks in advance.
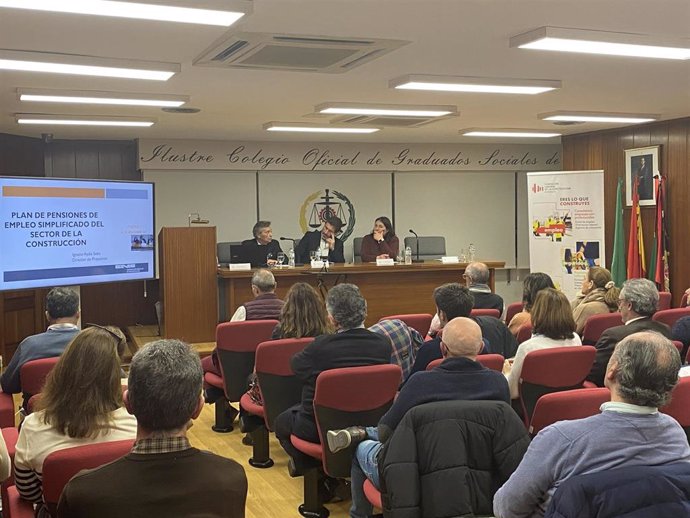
[545,462,690,518]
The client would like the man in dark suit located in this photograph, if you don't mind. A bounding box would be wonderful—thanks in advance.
[240,220,283,267]
[635,156,654,200]
[587,278,671,386]
[295,215,346,264]
[274,283,391,475]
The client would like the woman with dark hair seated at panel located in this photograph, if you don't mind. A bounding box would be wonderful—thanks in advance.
[360,216,400,262]
[571,266,621,335]
[508,272,555,336]
[14,326,137,511]
[503,288,582,399]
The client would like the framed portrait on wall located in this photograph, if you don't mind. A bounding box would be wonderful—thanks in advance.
[625,145,660,206]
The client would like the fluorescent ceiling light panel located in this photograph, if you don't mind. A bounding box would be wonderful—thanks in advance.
[511,27,690,60]
[316,102,456,118]
[16,114,155,127]
[390,75,561,95]
[0,1,250,27]
[18,88,188,107]
[462,129,561,138]
[539,111,659,124]
[0,50,179,80]
[264,122,379,134]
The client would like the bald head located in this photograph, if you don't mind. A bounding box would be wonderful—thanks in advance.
[465,262,489,285]
[441,317,483,359]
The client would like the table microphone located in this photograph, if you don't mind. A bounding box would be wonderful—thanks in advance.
[408,229,423,263]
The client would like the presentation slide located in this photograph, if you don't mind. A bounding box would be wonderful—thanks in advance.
[0,177,155,291]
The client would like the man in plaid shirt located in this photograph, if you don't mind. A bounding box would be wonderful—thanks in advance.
[369,319,424,380]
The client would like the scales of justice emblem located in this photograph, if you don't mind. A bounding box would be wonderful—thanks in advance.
[299,188,356,241]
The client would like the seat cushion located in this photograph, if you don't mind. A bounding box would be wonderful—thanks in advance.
[240,393,265,418]
[363,478,382,509]
[204,371,223,389]
[290,434,323,460]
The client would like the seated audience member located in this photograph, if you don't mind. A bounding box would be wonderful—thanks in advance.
[672,315,690,361]
[241,220,283,267]
[15,326,136,509]
[271,282,332,340]
[58,339,248,518]
[369,319,424,381]
[464,262,504,314]
[0,431,10,483]
[1,287,80,400]
[295,216,346,264]
[360,216,399,262]
[571,266,620,335]
[587,278,671,387]
[494,332,690,518]
[412,284,516,376]
[274,284,391,477]
[508,272,555,336]
[325,317,510,518]
[504,288,581,399]
[229,269,284,322]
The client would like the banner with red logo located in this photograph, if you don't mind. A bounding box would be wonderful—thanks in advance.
[526,170,605,300]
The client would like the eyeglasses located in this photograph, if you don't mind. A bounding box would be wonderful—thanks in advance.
[85,323,125,345]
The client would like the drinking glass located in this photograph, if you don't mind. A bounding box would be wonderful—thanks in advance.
[277,252,286,267]
[310,250,319,261]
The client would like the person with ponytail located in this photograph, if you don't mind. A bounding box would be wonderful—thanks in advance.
[571,267,621,335]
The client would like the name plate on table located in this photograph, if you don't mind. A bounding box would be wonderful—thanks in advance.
[376,258,395,266]
[310,260,326,268]
[228,263,251,271]
[441,256,459,264]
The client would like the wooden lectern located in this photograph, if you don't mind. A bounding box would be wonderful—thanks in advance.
[158,227,217,343]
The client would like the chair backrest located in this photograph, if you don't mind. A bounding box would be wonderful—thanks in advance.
[20,357,60,396]
[581,312,624,345]
[471,308,500,319]
[516,323,533,345]
[352,237,364,263]
[403,236,446,260]
[216,241,243,265]
[529,387,610,436]
[215,320,278,400]
[378,313,433,338]
[519,346,596,426]
[653,307,690,329]
[255,337,313,430]
[42,439,134,516]
[427,354,504,372]
[661,377,690,442]
[658,291,672,311]
[504,302,523,324]
[313,364,401,478]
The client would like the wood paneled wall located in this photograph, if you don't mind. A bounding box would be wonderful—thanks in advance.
[562,117,690,305]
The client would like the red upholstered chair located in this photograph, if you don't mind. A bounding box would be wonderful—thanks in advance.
[673,341,684,354]
[516,323,533,345]
[363,478,382,511]
[0,393,15,429]
[528,387,610,436]
[239,337,313,468]
[581,312,624,345]
[290,364,402,518]
[504,302,523,325]
[518,346,596,427]
[204,320,278,432]
[378,314,433,338]
[20,357,60,408]
[470,309,501,319]
[0,427,22,517]
[658,292,672,311]
[426,354,504,372]
[660,377,690,444]
[653,307,690,329]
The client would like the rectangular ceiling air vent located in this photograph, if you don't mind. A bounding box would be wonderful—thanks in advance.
[195,32,408,73]
[329,114,457,128]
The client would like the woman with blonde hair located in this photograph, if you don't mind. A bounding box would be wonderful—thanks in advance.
[14,325,136,509]
[571,266,621,335]
[272,282,332,339]
[504,288,581,399]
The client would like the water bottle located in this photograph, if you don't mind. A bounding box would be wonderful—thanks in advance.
[288,248,295,268]
[404,246,412,265]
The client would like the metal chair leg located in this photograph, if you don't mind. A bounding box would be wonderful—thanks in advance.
[248,426,274,468]
[298,467,329,518]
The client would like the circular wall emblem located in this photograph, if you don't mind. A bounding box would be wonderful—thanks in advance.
[299,189,356,241]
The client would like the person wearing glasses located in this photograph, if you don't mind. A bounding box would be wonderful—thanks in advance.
[586,278,672,387]
[14,325,137,511]
[295,216,346,264]
[0,287,80,406]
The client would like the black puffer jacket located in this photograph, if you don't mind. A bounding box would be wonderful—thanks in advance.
[380,400,530,518]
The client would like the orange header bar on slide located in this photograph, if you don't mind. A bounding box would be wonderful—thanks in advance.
[2,186,105,198]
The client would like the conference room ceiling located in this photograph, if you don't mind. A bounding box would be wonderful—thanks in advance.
[1,0,689,143]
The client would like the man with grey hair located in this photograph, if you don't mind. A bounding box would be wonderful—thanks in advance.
[241,219,283,267]
[587,278,671,386]
[494,332,690,517]
[229,268,284,322]
[464,261,504,314]
[58,339,248,518]
[1,287,80,400]
[274,283,391,478]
